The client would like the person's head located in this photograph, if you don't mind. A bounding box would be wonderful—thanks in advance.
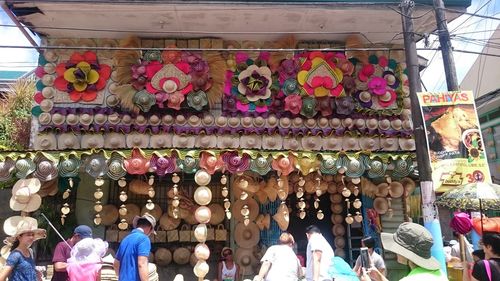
[133,214,156,236]
[480,232,500,259]
[73,225,93,242]
[278,232,295,246]
[12,231,37,249]
[361,236,376,250]
[472,249,485,262]
[221,247,233,261]
[305,225,321,240]
[452,231,459,239]
[381,222,440,271]
[6,218,46,249]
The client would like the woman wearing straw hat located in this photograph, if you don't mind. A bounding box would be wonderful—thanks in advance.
[253,233,303,281]
[217,247,239,281]
[0,217,46,281]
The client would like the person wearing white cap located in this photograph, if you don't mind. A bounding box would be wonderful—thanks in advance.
[114,213,156,281]
[361,222,447,281]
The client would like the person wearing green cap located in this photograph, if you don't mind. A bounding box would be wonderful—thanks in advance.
[361,222,447,281]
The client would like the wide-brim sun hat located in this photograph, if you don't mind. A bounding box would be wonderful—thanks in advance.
[3,216,46,244]
[234,222,260,248]
[381,222,440,270]
[10,178,42,212]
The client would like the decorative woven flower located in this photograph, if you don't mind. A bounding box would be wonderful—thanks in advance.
[316,96,333,117]
[278,59,299,82]
[335,96,355,115]
[131,62,148,90]
[54,51,111,102]
[237,65,272,102]
[167,92,185,110]
[124,149,150,175]
[378,89,397,108]
[162,46,182,64]
[300,96,317,118]
[223,95,238,114]
[284,95,302,115]
[187,91,208,111]
[221,152,250,174]
[282,79,300,96]
[368,77,387,96]
[133,90,156,112]
[297,52,344,97]
[150,154,177,176]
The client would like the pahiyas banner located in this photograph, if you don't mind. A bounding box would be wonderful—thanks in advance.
[417,90,491,192]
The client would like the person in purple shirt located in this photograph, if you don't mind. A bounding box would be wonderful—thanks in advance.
[51,225,93,281]
[114,214,156,281]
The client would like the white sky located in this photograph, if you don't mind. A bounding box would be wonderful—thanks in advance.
[418,0,500,92]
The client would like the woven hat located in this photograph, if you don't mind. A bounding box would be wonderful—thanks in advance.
[332,224,346,236]
[173,247,191,265]
[323,136,343,151]
[399,138,415,151]
[389,182,404,198]
[367,158,387,179]
[401,177,416,197]
[66,113,79,126]
[392,158,413,179]
[126,133,150,148]
[380,138,399,151]
[101,205,119,226]
[15,158,36,179]
[81,134,104,149]
[273,203,290,231]
[342,137,360,151]
[375,183,389,197]
[359,137,380,151]
[262,135,282,150]
[240,135,262,149]
[150,134,173,149]
[38,178,58,197]
[177,156,198,174]
[58,156,81,178]
[334,237,346,249]
[345,158,365,179]
[10,178,42,212]
[235,222,260,248]
[3,216,46,244]
[172,134,195,148]
[52,113,65,126]
[271,155,295,176]
[373,197,389,214]
[150,154,177,176]
[283,137,302,150]
[234,174,260,194]
[0,158,15,182]
[381,222,440,270]
[124,149,150,175]
[195,134,216,148]
[208,204,225,225]
[255,214,271,230]
[232,198,259,223]
[133,212,157,230]
[155,248,172,267]
[34,133,57,150]
[250,156,272,176]
[33,158,58,182]
[159,214,181,231]
[104,133,126,149]
[58,133,80,150]
[235,247,258,275]
[83,153,108,178]
[107,155,126,180]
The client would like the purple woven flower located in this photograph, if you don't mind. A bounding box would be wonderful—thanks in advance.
[316,96,333,117]
[131,61,148,90]
[150,154,177,176]
[450,212,473,235]
[278,59,299,82]
[223,95,238,114]
[221,152,250,174]
[335,96,355,115]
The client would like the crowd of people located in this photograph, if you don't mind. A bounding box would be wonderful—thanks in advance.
[0,215,498,281]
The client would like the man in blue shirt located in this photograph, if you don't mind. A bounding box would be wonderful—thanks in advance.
[114,213,156,281]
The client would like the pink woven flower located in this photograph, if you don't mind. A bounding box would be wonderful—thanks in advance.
[284,95,302,115]
[221,152,250,174]
[150,154,177,176]
[368,77,387,96]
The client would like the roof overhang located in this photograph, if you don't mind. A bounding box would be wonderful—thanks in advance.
[6,0,470,44]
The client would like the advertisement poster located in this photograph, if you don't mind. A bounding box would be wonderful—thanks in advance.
[417,90,491,192]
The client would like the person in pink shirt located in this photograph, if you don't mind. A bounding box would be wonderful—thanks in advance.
[66,238,108,281]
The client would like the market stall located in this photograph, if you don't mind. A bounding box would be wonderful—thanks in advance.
[0,36,418,280]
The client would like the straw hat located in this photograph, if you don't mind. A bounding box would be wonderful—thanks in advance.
[58,157,81,178]
[34,133,57,150]
[104,133,126,149]
[196,135,217,148]
[58,133,80,150]
[367,158,387,179]
[127,133,150,148]
[33,158,58,182]
[81,134,104,149]
[10,178,42,212]
[401,177,416,197]
[255,214,271,230]
[271,155,295,176]
[323,136,343,151]
[380,138,399,151]
[342,137,360,151]
[159,214,181,231]
[37,112,51,125]
[301,136,322,151]
[273,203,289,231]
[332,224,346,236]
[83,153,108,178]
[0,158,15,182]
[262,135,283,150]
[232,198,259,223]
[235,222,260,248]
[173,247,191,265]
[124,149,150,175]
[331,214,343,225]
[250,156,272,176]
[234,174,260,194]
[389,182,404,198]
[38,178,58,197]
[234,247,258,275]
[283,137,302,150]
[295,157,320,176]
[373,197,389,214]
[240,135,262,149]
[101,205,119,226]
[150,134,173,148]
[334,237,346,249]
[194,169,211,186]
[155,248,172,267]
[375,183,389,197]
[208,204,225,225]
[172,134,195,148]
[122,204,140,224]
[107,155,127,180]
[3,216,46,244]
[141,204,162,221]
[15,158,36,179]
[399,138,415,151]
[331,204,343,214]
[52,113,66,126]
[359,137,380,151]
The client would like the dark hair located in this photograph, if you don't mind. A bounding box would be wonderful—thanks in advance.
[11,239,20,250]
[472,249,485,260]
[482,232,500,256]
[452,231,459,238]
[305,225,321,234]
[136,218,153,228]
[362,236,376,249]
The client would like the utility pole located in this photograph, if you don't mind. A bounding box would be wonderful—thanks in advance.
[433,0,459,91]
[399,0,447,273]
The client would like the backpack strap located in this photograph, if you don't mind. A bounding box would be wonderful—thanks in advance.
[484,260,492,281]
